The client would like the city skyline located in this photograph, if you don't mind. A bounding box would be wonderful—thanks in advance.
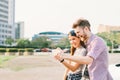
[15,0,120,39]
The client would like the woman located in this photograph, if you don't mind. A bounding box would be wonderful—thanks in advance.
[54,30,88,80]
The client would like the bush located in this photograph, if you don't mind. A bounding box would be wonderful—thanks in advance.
[9,49,18,52]
[0,49,6,52]
[19,49,25,52]
[26,48,34,52]
[113,50,120,53]
[109,50,120,53]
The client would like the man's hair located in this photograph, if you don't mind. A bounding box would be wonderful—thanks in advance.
[72,19,91,31]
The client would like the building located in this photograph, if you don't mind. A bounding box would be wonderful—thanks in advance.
[15,22,24,39]
[32,31,67,43]
[98,24,120,33]
[0,0,15,45]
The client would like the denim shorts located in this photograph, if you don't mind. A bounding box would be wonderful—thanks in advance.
[67,72,82,80]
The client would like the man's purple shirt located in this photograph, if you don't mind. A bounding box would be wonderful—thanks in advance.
[86,34,113,80]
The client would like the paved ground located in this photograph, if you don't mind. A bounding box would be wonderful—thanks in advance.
[0,53,120,80]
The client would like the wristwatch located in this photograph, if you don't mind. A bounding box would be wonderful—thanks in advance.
[60,59,64,63]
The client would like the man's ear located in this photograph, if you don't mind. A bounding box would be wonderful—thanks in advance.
[84,26,88,31]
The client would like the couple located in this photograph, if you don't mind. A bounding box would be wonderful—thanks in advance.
[54,18,113,80]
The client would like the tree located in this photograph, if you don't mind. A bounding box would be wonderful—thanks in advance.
[5,37,14,46]
[31,36,52,48]
[97,32,111,46]
[97,32,120,53]
[115,32,120,44]
[56,37,70,49]
[16,38,31,47]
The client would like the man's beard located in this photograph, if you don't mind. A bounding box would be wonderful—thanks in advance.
[79,34,88,42]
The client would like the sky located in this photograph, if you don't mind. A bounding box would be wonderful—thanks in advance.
[15,0,120,39]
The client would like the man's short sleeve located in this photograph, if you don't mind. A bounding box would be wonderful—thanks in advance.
[87,38,106,60]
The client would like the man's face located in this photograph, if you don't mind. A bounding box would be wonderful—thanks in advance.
[74,26,87,41]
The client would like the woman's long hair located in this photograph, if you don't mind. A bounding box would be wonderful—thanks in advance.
[68,30,86,56]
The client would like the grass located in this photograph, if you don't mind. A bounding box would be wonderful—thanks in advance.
[11,66,24,71]
[0,55,16,68]
[0,55,26,71]
[0,54,57,71]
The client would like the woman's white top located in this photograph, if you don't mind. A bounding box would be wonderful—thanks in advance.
[68,47,87,74]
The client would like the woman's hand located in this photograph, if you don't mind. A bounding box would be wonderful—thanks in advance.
[53,47,64,61]
[54,53,63,61]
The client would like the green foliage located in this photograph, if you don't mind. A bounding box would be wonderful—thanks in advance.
[115,32,120,44]
[27,49,33,52]
[0,48,6,52]
[0,56,16,67]
[31,36,52,48]
[19,49,25,52]
[9,49,18,52]
[25,48,34,52]
[56,37,70,49]
[16,39,31,47]
[5,37,14,46]
[0,48,34,53]
[109,50,120,53]
[97,32,120,47]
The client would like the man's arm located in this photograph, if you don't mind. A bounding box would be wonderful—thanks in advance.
[54,54,82,72]
[63,55,93,65]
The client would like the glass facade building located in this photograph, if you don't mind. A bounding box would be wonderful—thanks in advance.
[15,22,24,39]
[0,0,15,45]
[32,31,67,43]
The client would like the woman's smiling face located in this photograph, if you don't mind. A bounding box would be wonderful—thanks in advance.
[68,35,80,48]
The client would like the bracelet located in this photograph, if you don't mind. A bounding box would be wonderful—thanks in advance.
[60,59,64,63]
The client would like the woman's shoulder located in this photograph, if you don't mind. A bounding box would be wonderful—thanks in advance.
[75,47,87,55]
[80,47,87,54]
[79,47,86,52]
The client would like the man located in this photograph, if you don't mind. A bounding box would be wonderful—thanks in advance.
[57,19,113,80]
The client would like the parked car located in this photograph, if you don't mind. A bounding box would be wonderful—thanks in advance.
[109,64,120,80]
[34,49,41,52]
[63,48,70,53]
[41,48,52,52]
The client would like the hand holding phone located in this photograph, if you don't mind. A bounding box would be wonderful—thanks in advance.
[52,47,64,61]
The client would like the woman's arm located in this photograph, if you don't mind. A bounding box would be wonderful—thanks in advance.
[63,55,93,65]
[62,48,93,65]
[62,59,81,72]
[63,69,69,80]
